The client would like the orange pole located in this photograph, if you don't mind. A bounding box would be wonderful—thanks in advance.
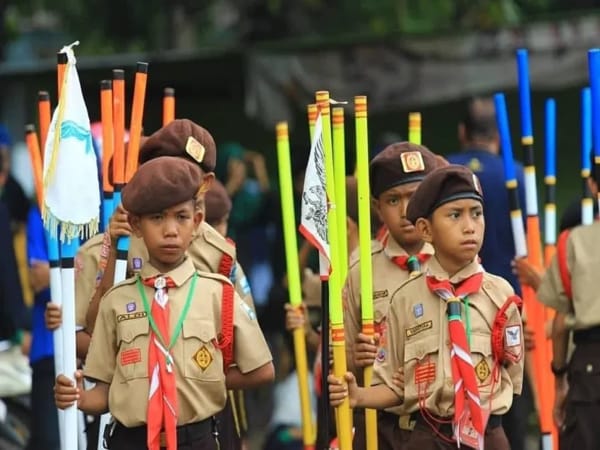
[125,62,149,182]
[162,87,175,126]
[37,91,51,158]
[57,52,67,98]
[112,69,126,198]
[25,124,44,211]
[100,80,115,195]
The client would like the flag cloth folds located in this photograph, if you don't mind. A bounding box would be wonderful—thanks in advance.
[299,111,331,279]
[43,42,101,241]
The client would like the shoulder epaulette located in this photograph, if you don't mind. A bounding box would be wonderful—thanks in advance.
[102,274,138,297]
[202,222,236,257]
[481,273,515,311]
[388,271,424,302]
[195,270,234,286]
[348,239,384,269]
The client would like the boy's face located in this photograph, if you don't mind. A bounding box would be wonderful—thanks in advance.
[373,181,421,248]
[130,199,201,272]
[418,198,484,270]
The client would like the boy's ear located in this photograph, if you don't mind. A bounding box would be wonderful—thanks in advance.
[415,217,432,243]
[193,209,203,228]
[128,214,143,238]
[197,173,215,195]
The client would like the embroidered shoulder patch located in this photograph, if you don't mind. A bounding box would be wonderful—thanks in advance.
[505,325,521,347]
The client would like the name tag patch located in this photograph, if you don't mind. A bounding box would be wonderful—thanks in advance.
[406,320,432,338]
[117,312,147,322]
[505,325,521,347]
[121,348,142,366]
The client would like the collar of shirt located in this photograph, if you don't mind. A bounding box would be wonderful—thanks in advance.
[383,237,435,259]
[426,255,483,284]
[139,256,196,287]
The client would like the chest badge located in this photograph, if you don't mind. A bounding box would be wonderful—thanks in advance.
[475,358,491,383]
[194,345,213,371]
[413,303,424,318]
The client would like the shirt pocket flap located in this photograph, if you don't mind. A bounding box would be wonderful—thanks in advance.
[469,334,492,356]
[182,318,216,343]
[404,334,439,362]
[118,319,150,344]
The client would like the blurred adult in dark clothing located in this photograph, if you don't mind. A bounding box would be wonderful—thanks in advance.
[446,97,534,450]
[0,199,28,341]
[0,125,30,226]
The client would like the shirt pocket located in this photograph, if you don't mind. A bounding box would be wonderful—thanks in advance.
[404,334,440,398]
[116,319,150,381]
[182,319,223,382]
[469,334,495,395]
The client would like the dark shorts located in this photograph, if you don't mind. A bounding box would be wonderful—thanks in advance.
[107,418,218,450]
[560,338,600,450]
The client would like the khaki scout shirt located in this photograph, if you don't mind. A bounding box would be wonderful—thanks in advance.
[343,238,434,375]
[75,233,107,329]
[373,257,524,417]
[83,257,272,427]
[537,222,600,330]
[75,221,254,329]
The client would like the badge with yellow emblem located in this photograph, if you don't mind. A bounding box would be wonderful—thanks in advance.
[400,151,425,173]
[475,358,490,383]
[193,345,213,371]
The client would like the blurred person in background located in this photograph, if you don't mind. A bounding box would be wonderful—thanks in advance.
[216,141,275,311]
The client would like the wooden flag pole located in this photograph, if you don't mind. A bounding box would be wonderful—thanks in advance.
[355,96,377,450]
[332,107,348,279]
[162,87,175,126]
[408,112,421,145]
[38,91,51,155]
[276,122,316,450]
[125,62,149,182]
[543,98,557,266]
[100,80,115,229]
[581,88,594,225]
[516,49,555,450]
[316,90,352,450]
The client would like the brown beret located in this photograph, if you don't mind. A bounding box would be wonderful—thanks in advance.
[345,176,359,224]
[122,156,202,215]
[138,119,217,173]
[369,142,442,198]
[406,164,484,223]
[204,179,232,225]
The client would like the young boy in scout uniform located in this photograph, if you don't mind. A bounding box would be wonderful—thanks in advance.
[54,156,274,450]
[536,218,600,450]
[343,142,442,449]
[330,165,524,450]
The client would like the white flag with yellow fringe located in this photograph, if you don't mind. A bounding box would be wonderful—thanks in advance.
[43,42,100,241]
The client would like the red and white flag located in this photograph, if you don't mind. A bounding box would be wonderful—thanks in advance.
[299,111,330,279]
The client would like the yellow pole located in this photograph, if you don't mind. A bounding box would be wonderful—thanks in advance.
[355,96,378,450]
[308,104,318,142]
[276,122,316,450]
[408,112,421,145]
[332,107,348,277]
[316,90,352,450]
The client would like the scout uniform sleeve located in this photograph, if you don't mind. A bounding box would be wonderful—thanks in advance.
[343,267,362,376]
[372,299,404,399]
[503,300,524,395]
[83,292,117,383]
[233,262,255,309]
[75,243,100,329]
[232,292,272,373]
[536,252,572,314]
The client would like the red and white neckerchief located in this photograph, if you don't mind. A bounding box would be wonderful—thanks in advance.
[142,275,178,450]
[426,271,484,449]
